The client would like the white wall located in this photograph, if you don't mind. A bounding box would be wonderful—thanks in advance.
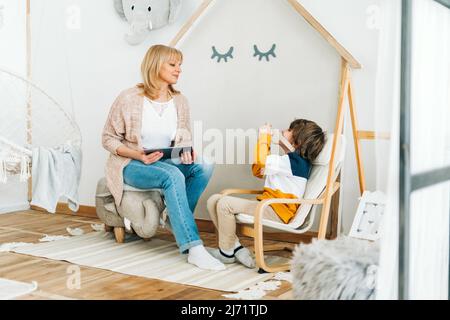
[0,0,29,214]
[28,0,201,209]
[26,0,381,233]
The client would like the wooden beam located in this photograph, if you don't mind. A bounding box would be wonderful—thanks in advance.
[317,59,349,239]
[327,173,341,239]
[348,77,366,194]
[169,0,361,71]
[286,0,362,69]
[357,130,391,140]
[196,218,216,233]
[253,201,288,272]
[31,204,97,218]
[30,203,315,244]
[169,0,214,47]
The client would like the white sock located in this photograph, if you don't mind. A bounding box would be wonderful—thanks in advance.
[208,248,236,264]
[233,241,256,269]
[219,247,234,256]
[235,247,255,269]
[218,239,243,258]
[188,245,226,271]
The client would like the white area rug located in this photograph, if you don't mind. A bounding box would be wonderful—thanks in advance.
[11,232,286,292]
[0,278,38,300]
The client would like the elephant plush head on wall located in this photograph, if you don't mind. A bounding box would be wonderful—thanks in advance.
[114,0,182,45]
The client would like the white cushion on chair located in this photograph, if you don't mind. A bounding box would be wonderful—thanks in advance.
[236,213,307,233]
[236,134,346,231]
[313,134,345,166]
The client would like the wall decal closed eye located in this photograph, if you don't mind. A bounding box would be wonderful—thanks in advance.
[211,46,234,63]
[210,44,277,63]
[253,44,277,62]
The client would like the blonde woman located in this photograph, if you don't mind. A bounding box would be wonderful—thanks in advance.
[102,45,225,271]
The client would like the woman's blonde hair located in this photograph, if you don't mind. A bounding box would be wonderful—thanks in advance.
[137,45,183,100]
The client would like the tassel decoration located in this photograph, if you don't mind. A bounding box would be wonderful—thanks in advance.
[0,157,7,183]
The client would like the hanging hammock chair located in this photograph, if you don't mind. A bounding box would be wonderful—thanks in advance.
[0,68,81,183]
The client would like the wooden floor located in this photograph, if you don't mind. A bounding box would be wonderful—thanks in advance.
[0,210,294,300]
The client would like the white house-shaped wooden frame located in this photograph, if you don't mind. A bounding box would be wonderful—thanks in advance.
[169,0,375,271]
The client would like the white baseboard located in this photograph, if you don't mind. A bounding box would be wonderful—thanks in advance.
[0,202,30,214]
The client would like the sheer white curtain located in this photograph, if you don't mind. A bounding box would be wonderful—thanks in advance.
[409,0,449,300]
[376,0,450,300]
[374,0,401,300]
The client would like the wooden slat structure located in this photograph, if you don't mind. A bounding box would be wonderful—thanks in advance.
[170,0,362,69]
[166,1,378,272]
[285,0,362,69]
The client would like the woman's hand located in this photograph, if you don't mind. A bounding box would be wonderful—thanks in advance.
[139,151,163,165]
[117,145,162,164]
[180,150,195,165]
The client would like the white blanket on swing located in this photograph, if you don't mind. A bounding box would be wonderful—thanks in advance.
[30,143,82,214]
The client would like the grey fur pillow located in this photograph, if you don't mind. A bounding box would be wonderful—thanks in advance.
[291,236,379,300]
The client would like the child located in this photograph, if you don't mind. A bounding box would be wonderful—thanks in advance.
[207,119,326,268]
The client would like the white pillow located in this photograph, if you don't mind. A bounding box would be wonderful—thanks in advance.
[312,134,346,166]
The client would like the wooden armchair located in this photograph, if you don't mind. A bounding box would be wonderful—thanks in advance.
[219,134,346,273]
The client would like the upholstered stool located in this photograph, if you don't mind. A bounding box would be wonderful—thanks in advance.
[95,178,165,243]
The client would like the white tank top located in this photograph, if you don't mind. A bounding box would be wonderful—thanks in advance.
[141,98,178,149]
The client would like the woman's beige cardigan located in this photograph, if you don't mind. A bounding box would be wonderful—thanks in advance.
[102,87,192,206]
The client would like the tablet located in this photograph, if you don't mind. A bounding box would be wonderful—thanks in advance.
[144,146,193,160]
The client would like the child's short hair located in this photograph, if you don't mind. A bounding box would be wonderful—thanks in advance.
[289,119,326,162]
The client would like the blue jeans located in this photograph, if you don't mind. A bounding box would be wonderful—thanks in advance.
[123,159,214,253]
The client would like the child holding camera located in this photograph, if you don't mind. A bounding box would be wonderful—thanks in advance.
[207,119,326,268]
